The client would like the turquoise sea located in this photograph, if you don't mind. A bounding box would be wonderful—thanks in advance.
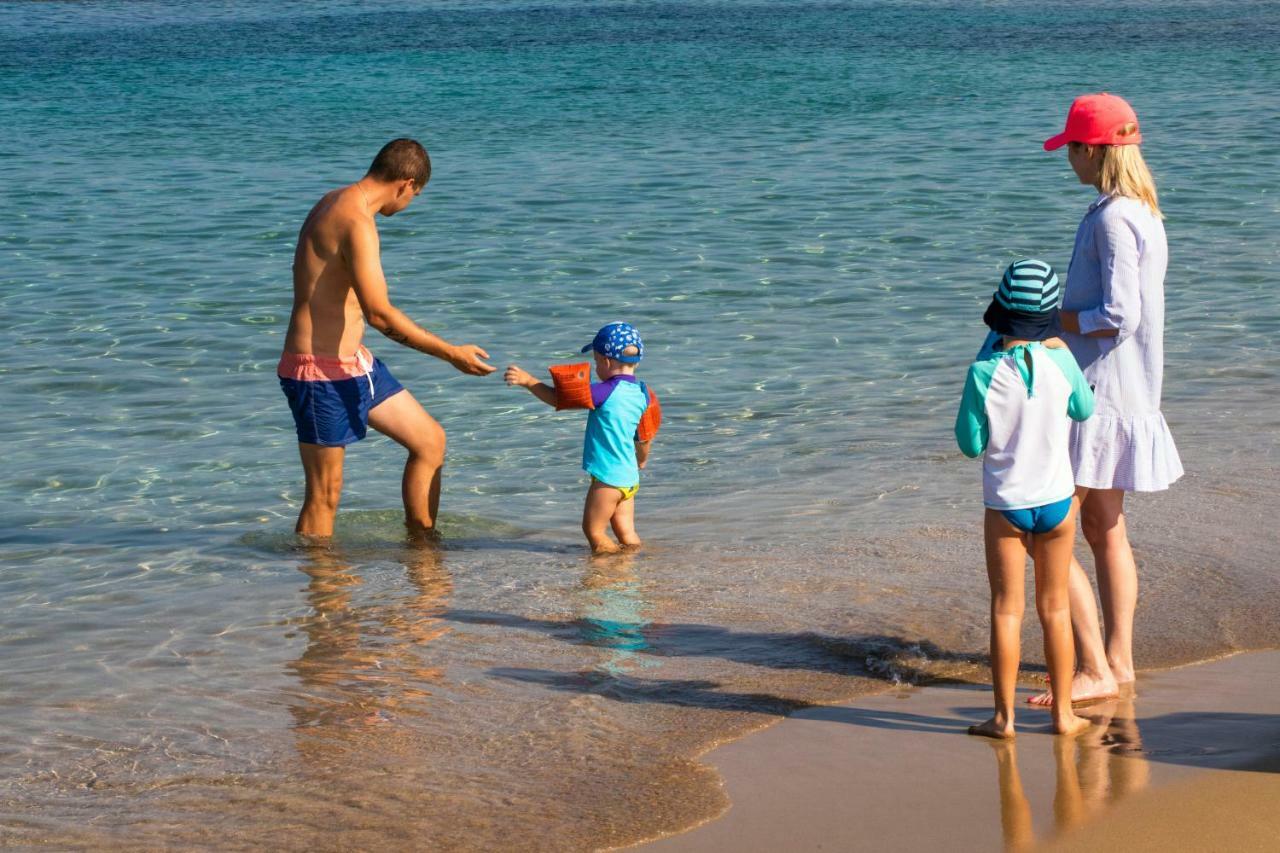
[2,1,1279,848]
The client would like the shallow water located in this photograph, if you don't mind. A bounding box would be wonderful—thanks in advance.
[2,1,1279,848]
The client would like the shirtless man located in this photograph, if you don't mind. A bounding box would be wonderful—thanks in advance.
[278,138,495,538]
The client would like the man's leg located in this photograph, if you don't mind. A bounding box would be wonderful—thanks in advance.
[297,443,346,537]
[367,390,446,534]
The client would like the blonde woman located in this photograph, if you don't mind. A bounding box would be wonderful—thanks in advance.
[1031,94,1183,707]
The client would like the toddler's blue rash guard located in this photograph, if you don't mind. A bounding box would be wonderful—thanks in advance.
[955,342,1095,512]
[584,375,650,488]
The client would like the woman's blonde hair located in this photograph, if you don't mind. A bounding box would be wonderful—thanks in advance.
[1093,131,1163,218]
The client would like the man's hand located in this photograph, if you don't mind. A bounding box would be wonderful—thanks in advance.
[504,364,537,387]
[449,344,496,376]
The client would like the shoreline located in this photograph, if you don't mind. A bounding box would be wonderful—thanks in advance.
[636,648,1280,852]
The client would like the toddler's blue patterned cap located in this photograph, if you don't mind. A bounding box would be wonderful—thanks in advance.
[582,322,644,363]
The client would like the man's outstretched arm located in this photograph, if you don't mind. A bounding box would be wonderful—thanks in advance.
[346,219,495,375]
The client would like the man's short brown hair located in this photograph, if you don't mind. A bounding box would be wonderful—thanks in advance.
[367,138,431,188]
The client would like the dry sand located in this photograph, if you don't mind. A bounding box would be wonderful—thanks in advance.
[640,650,1280,852]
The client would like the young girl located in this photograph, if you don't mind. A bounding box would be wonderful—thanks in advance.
[956,260,1095,738]
[505,322,660,554]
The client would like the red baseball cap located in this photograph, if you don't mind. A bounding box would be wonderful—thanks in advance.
[1043,93,1142,151]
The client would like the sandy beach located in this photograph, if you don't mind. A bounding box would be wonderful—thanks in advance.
[642,650,1280,852]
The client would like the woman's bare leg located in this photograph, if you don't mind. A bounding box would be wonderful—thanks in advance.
[1079,488,1138,684]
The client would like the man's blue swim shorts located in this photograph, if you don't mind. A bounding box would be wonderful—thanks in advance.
[278,346,405,446]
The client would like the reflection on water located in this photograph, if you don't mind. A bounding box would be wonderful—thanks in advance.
[989,699,1150,849]
[287,541,452,756]
[577,553,656,675]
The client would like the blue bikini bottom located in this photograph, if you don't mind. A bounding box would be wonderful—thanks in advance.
[999,496,1073,534]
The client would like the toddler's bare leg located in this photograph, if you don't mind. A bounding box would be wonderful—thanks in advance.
[970,510,1026,740]
[1034,511,1091,736]
[609,494,641,549]
[582,480,623,554]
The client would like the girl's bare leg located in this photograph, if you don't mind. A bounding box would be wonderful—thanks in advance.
[1032,511,1091,736]
[1029,489,1119,707]
[970,510,1027,740]
[582,480,624,554]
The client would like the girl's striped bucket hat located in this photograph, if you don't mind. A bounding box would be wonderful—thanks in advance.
[983,258,1063,341]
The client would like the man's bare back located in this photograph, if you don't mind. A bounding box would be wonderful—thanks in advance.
[284,185,375,358]
[277,139,494,538]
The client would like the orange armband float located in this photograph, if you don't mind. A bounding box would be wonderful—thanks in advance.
[548,362,594,411]
[637,388,662,442]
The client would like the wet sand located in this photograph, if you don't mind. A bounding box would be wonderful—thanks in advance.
[641,650,1280,852]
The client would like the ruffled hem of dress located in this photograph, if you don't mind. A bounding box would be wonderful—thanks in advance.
[1070,411,1183,492]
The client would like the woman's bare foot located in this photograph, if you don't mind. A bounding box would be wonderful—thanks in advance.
[1053,713,1092,736]
[1027,669,1119,707]
[968,715,1016,740]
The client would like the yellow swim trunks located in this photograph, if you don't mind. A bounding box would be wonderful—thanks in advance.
[594,479,639,501]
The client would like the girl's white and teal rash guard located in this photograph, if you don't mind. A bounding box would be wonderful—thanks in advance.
[955,341,1096,511]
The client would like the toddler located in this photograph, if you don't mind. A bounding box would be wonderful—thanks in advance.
[505,322,661,554]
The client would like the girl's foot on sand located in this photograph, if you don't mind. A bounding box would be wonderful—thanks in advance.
[968,716,1015,740]
[1053,714,1092,736]
[1027,670,1119,707]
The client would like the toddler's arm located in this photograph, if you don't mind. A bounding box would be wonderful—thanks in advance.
[505,364,558,407]
[635,438,652,469]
